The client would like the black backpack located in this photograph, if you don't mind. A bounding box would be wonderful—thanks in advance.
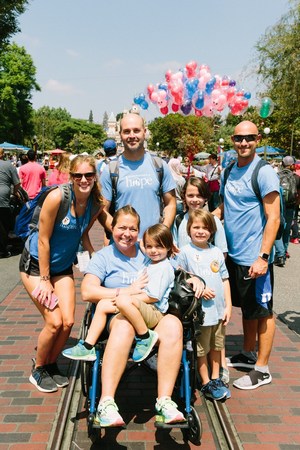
[223,159,285,240]
[167,269,205,333]
[278,168,297,207]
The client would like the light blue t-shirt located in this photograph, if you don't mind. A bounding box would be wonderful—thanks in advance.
[172,211,228,253]
[101,153,176,236]
[177,243,228,326]
[220,156,279,265]
[86,243,147,288]
[144,257,175,313]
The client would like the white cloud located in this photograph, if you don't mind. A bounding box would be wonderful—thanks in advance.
[45,79,81,95]
[103,59,123,69]
[17,33,41,48]
[66,49,80,58]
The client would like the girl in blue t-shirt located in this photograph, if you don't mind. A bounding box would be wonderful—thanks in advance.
[177,209,232,401]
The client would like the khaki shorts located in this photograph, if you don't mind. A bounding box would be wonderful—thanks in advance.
[196,320,225,357]
[138,301,164,329]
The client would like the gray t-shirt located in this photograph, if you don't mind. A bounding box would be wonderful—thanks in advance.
[0,160,20,207]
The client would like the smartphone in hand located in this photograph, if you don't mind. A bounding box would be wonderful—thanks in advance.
[32,286,58,310]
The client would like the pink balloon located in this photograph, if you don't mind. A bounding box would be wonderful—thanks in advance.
[165,70,172,82]
[150,92,158,103]
[186,60,197,78]
[147,84,155,95]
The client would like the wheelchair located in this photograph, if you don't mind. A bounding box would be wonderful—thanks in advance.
[80,281,204,446]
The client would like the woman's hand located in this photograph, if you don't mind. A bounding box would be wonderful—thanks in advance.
[32,280,55,309]
[129,270,149,294]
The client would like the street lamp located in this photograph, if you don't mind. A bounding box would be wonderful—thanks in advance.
[218,138,224,164]
[156,142,160,156]
[263,127,270,161]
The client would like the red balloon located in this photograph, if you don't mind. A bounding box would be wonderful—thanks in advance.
[195,109,203,116]
[172,103,179,112]
[160,106,169,115]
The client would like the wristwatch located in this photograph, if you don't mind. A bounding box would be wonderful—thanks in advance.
[259,252,269,262]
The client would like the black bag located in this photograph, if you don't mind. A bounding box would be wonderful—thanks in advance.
[168,269,205,327]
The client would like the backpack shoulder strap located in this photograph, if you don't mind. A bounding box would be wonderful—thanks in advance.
[151,155,164,187]
[251,159,269,202]
[223,161,236,186]
[108,157,120,204]
[175,212,185,230]
[56,183,72,223]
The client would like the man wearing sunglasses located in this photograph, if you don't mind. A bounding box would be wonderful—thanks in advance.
[215,120,280,390]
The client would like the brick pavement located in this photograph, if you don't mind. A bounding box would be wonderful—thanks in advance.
[1,222,300,449]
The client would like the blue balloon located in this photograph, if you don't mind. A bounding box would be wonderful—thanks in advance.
[244,91,251,99]
[195,91,204,110]
[205,77,216,95]
[140,100,149,110]
[158,83,168,91]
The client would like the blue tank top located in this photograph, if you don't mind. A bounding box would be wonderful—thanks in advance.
[29,196,92,274]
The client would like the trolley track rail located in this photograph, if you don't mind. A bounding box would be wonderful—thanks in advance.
[49,362,243,450]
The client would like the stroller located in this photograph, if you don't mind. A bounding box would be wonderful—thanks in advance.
[80,269,205,445]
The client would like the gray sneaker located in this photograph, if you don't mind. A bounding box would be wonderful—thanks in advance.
[45,362,69,388]
[29,361,58,393]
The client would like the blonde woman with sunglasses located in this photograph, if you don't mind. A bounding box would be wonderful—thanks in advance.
[19,155,111,393]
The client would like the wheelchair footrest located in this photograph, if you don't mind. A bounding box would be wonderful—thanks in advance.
[92,422,127,430]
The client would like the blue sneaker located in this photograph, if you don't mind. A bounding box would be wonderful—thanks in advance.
[201,379,227,401]
[213,378,231,399]
[62,340,96,361]
[132,330,158,362]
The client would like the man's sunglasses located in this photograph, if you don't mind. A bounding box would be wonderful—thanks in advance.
[232,134,258,143]
[71,172,96,180]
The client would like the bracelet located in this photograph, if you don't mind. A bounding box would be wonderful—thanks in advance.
[40,275,50,281]
[115,288,120,297]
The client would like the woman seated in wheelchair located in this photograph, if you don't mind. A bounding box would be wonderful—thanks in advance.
[176,209,232,401]
[63,205,203,427]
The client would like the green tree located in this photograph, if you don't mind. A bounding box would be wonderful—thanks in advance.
[0,43,40,143]
[69,132,100,154]
[0,0,29,51]
[54,119,106,151]
[102,111,109,130]
[255,0,300,155]
[148,114,214,157]
[89,110,93,123]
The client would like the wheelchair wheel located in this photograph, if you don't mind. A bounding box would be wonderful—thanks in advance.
[182,406,202,445]
[81,360,92,398]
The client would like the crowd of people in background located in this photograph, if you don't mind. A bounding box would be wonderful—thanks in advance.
[0,115,299,425]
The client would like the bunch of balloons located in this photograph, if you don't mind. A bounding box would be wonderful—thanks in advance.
[133,60,251,117]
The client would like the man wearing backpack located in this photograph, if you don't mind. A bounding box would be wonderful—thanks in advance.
[214,120,280,390]
[274,156,300,265]
[100,113,176,237]
[96,139,118,179]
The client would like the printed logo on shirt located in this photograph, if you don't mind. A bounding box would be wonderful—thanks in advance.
[125,174,155,189]
[210,260,220,273]
[227,180,243,195]
[62,217,70,226]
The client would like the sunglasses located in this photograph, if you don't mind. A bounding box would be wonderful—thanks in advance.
[232,134,258,143]
[71,172,96,180]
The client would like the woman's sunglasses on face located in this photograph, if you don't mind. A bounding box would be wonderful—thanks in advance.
[71,172,96,181]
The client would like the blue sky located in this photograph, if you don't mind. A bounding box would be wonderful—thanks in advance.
[15,0,289,123]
